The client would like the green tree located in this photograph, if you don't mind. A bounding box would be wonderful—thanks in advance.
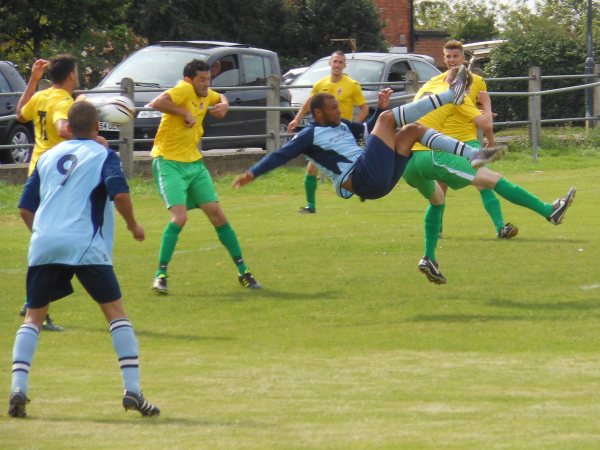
[126,0,387,72]
[486,0,595,124]
[0,0,130,57]
[414,0,499,42]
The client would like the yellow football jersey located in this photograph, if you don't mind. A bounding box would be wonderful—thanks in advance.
[427,70,487,143]
[151,81,222,162]
[311,74,366,120]
[411,76,481,151]
[20,87,74,174]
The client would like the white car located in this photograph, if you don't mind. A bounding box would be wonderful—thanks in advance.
[287,52,441,128]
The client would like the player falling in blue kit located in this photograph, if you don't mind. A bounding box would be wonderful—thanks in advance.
[233,66,501,199]
[8,101,159,418]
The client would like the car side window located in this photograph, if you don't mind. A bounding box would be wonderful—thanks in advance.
[0,72,11,93]
[388,61,411,83]
[241,54,267,86]
[411,60,440,83]
[210,55,240,88]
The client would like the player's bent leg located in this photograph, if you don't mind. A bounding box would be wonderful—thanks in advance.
[394,123,427,157]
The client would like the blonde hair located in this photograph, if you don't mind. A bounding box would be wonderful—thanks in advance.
[444,40,464,53]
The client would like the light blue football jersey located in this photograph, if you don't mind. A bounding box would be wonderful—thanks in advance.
[19,138,129,266]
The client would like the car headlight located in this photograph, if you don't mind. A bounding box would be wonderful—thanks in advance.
[137,110,163,119]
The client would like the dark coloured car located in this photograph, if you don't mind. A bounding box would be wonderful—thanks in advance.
[0,61,33,163]
[88,41,293,150]
[288,52,441,128]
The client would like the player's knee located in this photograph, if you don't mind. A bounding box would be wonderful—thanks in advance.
[306,163,318,176]
[379,110,396,127]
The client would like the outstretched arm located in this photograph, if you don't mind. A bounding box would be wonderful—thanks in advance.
[16,59,48,122]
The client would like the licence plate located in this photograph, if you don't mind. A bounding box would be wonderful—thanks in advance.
[99,121,120,131]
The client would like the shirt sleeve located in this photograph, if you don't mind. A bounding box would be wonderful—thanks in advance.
[166,83,187,106]
[208,89,222,106]
[18,168,41,212]
[52,97,74,123]
[20,95,37,122]
[456,97,482,122]
[249,127,315,178]
[101,150,130,199]
[351,82,367,106]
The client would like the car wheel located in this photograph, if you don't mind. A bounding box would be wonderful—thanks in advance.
[0,124,33,164]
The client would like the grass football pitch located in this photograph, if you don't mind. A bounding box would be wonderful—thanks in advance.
[1,151,600,449]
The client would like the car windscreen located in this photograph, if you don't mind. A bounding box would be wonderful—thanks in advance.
[293,59,385,91]
[100,49,209,88]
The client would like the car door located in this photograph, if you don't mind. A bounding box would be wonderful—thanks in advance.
[386,59,413,109]
[0,69,19,140]
[237,52,272,143]
[203,53,247,149]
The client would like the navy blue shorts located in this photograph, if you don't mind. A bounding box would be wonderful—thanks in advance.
[350,135,411,200]
[26,264,122,309]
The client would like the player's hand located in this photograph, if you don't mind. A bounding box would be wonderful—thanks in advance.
[232,171,254,189]
[210,102,229,118]
[128,223,145,241]
[378,88,393,109]
[95,136,108,147]
[183,111,196,127]
[287,117,299,132]
[30,59,48,81]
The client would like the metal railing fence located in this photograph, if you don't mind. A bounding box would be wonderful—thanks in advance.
[1,65,599,174]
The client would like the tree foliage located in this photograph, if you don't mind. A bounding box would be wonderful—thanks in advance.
[126,0,387,71]
[486,0,595,124]
[0,0,130,57]
[414,0,499,42]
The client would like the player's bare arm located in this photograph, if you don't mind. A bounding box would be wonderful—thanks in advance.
[16,59,48,121]
[149,93,195,127]
[19,208,35,232]
[209,94,229,119]
[113,192,145,241]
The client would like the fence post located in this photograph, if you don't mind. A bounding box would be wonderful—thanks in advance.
[405,70,418,95]
[593,64,600,129]
[118,77,135,178]
[266,74,281,152]
[528,66,541,161]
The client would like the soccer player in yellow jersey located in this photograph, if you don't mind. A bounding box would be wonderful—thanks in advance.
[17,55,78,176]
[434,40,517,240]
[15,54,83,332]
[288,51,368,214]
[402,70,574,284]
[149,59,260,293]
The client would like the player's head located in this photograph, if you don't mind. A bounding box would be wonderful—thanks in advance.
[68,101,99,138]
[443,40,466,70]
[49,54,79,89]
[183,59,211,97]
[329,50,346,76]
[310,93,341,126]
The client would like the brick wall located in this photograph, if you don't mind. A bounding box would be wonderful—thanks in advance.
[374,0,412,47]
[413,30,449,69]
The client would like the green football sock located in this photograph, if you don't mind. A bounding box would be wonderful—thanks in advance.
[493,178,553,218]
[424,203,445,261]
[156,221,182,277]
[480,188,504,233]
[216,223,248,275]
[304,175,317,210]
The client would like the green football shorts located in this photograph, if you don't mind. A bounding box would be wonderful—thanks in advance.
[152,157,218,209]
[402,145,479,200]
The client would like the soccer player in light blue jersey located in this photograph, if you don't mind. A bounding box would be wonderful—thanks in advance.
[8,101,159,418]
[233,66,500,198]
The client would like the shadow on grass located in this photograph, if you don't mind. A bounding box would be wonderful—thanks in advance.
[58,324,235,342]
[409,314,529,323]
[34,415,268,428]
[488,298,600,311]
[187,288,342,302]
